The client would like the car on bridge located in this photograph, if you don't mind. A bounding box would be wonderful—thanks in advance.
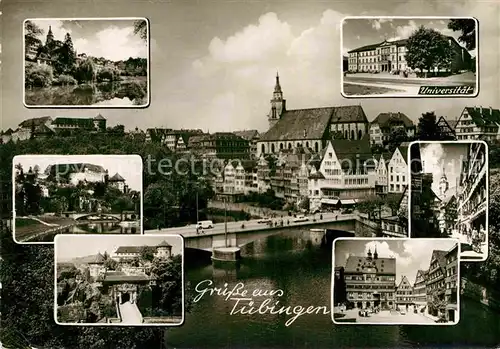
[197,220,214,229]
[258,218,272,224]
[293,215,309,223]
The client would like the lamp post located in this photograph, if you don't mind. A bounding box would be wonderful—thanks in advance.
[224,197,228,248]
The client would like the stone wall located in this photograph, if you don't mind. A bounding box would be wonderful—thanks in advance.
[208,200,287,218]
[354,217,378,237]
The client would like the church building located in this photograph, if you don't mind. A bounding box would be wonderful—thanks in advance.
[257,74,369,157]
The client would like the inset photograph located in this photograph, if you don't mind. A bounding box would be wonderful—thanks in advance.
[13,154,143,243]
[409,141,488,261]
[332,238,460,325]
[342,17,477,97]
[24,18,149,107]
[55,234,184,326]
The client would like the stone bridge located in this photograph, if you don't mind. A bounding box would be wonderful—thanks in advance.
[184,214,379,252]
[62,212,138,221]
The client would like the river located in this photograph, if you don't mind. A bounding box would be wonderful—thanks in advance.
[166,231,500,348]
[37,222,139,242]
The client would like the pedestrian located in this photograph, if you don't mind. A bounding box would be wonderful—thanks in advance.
[320,214,323,220]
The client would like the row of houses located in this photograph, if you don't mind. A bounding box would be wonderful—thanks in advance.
[338,242,458,322]
[1,115,107,143]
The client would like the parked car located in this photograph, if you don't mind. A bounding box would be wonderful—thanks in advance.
[258,218,272,224]
[293,215,309,223]
[400,310,406,315]
[197,220,214,229]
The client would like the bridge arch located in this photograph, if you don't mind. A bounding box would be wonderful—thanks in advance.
[75,213,122,221]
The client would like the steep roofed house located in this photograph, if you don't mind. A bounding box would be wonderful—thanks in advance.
[455,106,500,141]
[426,249,448,318]
[388,143,409,193]
[436,116,457,140]
[369,112,415,146]
[444,244,459,322]
[308,135,376,212]
[257,74,368,157]
[108,173,126,193]
[189,132,250,160]
[395,275,414,308]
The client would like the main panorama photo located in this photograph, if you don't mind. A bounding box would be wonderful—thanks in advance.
[1,0,500,348]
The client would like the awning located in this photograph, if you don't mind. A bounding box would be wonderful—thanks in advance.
[340,199,357,205]
[320,198,339,205]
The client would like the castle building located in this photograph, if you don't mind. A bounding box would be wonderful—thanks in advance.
[343,248,396,310]
[257,74,369,157]
[45,163,107,186]
[108,173,126,193]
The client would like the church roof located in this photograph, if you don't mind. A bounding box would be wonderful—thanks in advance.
[344,255,396,275]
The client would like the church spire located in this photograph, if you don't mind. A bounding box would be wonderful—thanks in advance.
[367,248,372,259]
[274,71,282,93]
[374,247,378,259]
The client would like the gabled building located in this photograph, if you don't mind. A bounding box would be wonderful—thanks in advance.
[375,153,389,194]
[233,130,260,159]
[108,173,126,193]
[395,275,414,308]
[436,116,457,140]
[413,269,428,309]
[343,248,396,310]
[388,144,409,193]
[445,244,459,322]
[45,163,107,186]
[189,133,250,160]
[369,112,415,146]
[308,136,376,211]
[455,106,500,141]
[426,250,448,318]
[270,149,312,202]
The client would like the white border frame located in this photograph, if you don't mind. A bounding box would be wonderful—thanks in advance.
[331,237,461,326]
[340,16,479,99]
[23,17,151,108]
[54,233,185,327]
[407,140,489,262]
[12,154,144,244]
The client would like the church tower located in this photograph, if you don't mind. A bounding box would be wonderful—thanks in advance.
[268,72,286,130]
[46,26,54,46]
[439,166,449,199]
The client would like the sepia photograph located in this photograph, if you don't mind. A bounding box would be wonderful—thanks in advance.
[54,234,184,326]
[332,238,460,325]
[342,17,477,97]
[24,17,149,107]
[13,154,142,243]
[409,140,488,261]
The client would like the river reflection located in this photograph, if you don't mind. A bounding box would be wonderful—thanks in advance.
[24,79,148,106]
[167,231,500,348]
[39,222,139,242]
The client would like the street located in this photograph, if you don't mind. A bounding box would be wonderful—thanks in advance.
[144,212,357,236]
[338,309,436,324]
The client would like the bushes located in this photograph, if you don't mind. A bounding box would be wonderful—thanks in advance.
[97,67,120,82]
[25,64,54,88]
[55,74,77,86]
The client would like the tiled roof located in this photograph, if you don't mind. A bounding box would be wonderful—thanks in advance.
[233,130,260,141]
[94,114,105,120]
[397,145,409,164]
[464,107,500,127]
[330,135,373,169]
[309,171,325,179]
[3,128,14,135]
[19,116,52,128]
[115,246,142,254]
[157,240,171,248]
[52,117,95,128]
[429,250,448,274]
[397,275,412,288]
[344,255,396,275]
[35,124,55,134]
[260,107,333,141]
[260,105,368,142]
[348,39,409,53]
[109,173,125,182]
[45,163,106,175]
[371,112,414,128]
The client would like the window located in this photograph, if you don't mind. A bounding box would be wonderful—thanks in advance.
[271,144,275,153]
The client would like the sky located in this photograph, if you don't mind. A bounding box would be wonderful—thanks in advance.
[342,18,476,57]
[55,234,183,261]
[28,18,148,62]
[13,154,143,191]
[1,0,500,132]
[419,143,469,195]
[334,239,458,286]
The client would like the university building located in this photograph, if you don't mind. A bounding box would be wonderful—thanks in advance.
[257,74,369,157]
[348,37,471,73]
[343,248,396,310]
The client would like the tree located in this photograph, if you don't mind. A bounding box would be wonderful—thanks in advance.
[75,58,96,83]
[417,112,440,140]
[139,246,155,262]
[447,18,476,50]
[405,26,453,77]
[298,196,310,211]
[55,32,77,74]
[356,196,384,220]
[133,20,148,41]
[24,20,44,49]
[385,128,409,153]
